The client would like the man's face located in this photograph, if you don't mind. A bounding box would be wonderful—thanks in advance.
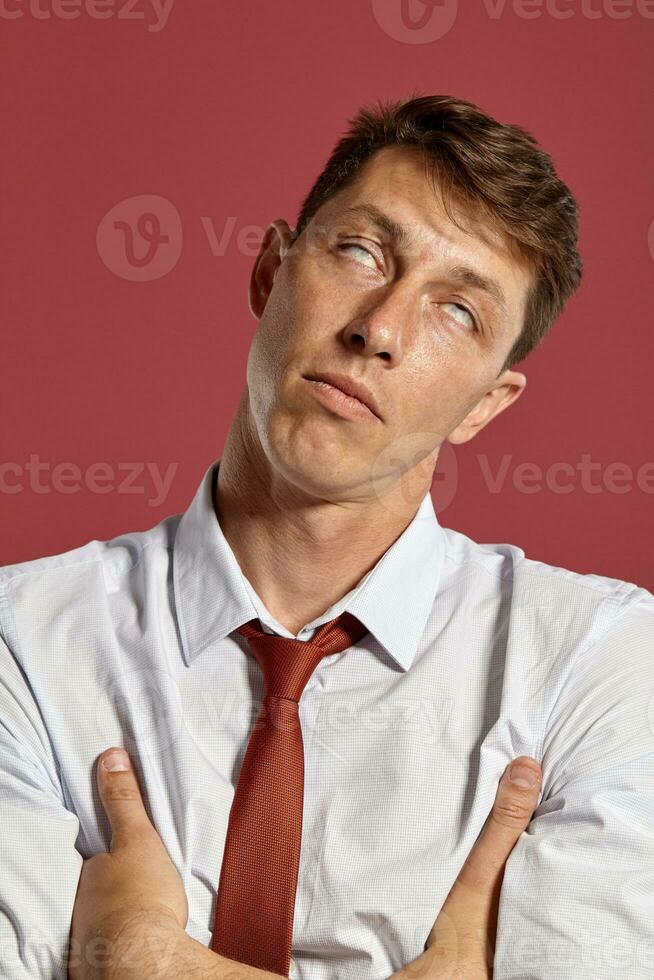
[245,145,531,500]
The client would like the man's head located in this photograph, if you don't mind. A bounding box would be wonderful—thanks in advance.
[242,94,582,502]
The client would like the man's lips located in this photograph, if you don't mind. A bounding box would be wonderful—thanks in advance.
[303,372,382,420]
[303,377,380,422]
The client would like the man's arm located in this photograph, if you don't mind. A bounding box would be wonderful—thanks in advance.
[492,589,654,979]
[86,745,541,980]
[95,914,290,980]
[101,915,442,980]
[0,635,84,978]
[79,754,448,980]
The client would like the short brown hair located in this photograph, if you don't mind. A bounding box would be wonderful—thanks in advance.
[293,93,582,375]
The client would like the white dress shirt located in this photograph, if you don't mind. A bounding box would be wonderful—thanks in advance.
[0,456,653,980]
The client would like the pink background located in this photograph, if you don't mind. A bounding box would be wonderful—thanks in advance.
[2,0,653,590]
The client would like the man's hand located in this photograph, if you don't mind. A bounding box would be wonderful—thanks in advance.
[68,747,189,980]
[400,756,542,979]
[68,748,541,980]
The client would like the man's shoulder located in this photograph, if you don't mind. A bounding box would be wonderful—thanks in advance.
[441,524,654,645]
[0,512,181,607]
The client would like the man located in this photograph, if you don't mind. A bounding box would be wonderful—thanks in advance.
[1,94,652,979]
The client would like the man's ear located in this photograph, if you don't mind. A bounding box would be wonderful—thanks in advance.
[248,219,296,319]
[447,369,527,445]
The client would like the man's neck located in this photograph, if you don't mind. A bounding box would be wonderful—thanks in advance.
[213,393,433,636]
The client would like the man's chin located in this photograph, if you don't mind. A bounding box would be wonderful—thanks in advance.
[266,437,373,501]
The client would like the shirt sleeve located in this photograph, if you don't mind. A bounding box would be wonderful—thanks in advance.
[493,590,654,980]
[0,631,83,979]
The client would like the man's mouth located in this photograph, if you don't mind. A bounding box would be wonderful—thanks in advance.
[303,377,380,422]
[303,371,382,421]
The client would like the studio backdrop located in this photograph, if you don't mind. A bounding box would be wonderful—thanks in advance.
[2,0,653,590]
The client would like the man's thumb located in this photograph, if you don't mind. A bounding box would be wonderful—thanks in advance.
[97,747,152,849]
[456,756,542,892]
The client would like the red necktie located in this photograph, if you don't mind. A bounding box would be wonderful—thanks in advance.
[210,611,369,976]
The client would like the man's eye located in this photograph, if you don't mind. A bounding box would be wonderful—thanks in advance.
[337,242,379,269]
[441,302,476,331]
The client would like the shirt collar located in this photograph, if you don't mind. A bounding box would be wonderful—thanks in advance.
[173,457,445,671]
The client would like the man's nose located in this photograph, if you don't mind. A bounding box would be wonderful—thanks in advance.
[341,288,411,364]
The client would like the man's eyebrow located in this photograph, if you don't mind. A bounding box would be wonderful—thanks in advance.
[444,265,508,322]
[337,203,509,322]
[338,204,414,251]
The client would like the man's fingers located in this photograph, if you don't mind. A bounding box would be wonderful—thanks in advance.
[456,756,542,893]
[96,747,154,850]
[426,756,542,963]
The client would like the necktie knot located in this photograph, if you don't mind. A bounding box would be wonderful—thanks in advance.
[236,611,368,702]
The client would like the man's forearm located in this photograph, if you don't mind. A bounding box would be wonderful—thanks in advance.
[101,915,444,980]
[97,914,282,980]
[117,929,282,980]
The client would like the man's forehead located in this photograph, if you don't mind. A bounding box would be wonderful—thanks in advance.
[340,160,513,257]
